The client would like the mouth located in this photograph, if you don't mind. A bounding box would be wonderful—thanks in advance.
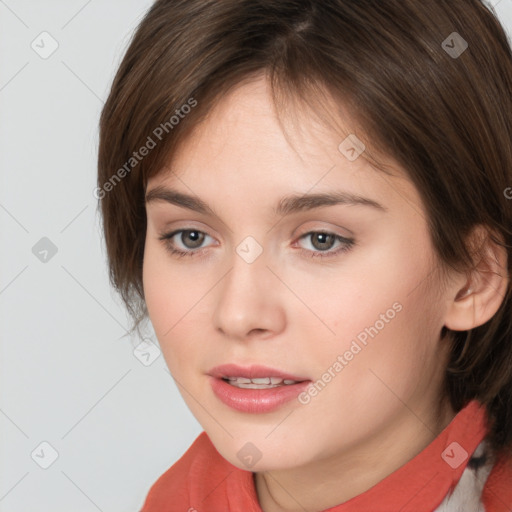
[221,376,304,389]
[208,364,311,413]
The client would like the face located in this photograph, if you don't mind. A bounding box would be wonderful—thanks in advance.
[143,74,453,472]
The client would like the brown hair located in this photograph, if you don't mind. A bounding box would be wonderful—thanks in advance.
[97,0,512,462]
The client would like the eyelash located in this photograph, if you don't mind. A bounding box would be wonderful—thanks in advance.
[157,229,355,260]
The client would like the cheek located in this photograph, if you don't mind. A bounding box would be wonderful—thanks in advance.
[293,235,442,394]
[281,232,433,345]
[143,243,173,334]
[142,239,214,371]
[143,239,198,329]
[143,224,441,376]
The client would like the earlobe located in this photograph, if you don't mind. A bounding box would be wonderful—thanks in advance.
[443,226,509,332]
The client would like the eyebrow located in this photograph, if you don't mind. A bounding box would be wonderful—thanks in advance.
[145,185,388,216]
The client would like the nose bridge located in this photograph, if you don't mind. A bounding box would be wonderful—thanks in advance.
[212,235,283,338]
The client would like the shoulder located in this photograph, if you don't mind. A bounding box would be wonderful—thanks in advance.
[139,431,230,511]
[482,451,512,512]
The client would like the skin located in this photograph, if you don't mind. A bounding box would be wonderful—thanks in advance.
[142,73,507,511]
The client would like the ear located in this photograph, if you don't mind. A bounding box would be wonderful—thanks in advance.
[443,225,509,331]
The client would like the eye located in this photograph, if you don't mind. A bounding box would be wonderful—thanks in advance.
[296,231,355,259]
[158,229,214,258]
[158,229,356,260]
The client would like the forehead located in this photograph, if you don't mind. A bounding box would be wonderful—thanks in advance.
[166,75,359,168]
[147,75,422,219]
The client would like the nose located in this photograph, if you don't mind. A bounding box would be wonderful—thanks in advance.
[212,244,286,342]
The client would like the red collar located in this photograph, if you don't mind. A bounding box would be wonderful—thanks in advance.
[141,399,505,511]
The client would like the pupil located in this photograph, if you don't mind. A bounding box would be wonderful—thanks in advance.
[314,233,333,250]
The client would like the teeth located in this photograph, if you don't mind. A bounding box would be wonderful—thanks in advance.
[227,376,251,384]
[251,377,271,384]
[224,376,300,388]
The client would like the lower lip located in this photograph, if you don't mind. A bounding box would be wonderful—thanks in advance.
[209,376,311,413]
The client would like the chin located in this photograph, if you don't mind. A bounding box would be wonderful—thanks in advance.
[207,433,311,473]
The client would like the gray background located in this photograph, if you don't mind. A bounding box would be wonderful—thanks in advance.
[1,1,511,511]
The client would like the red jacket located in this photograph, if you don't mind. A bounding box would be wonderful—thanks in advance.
[140,400,512,511]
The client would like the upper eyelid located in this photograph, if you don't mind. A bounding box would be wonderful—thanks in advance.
[161,227,352,246]
[157,216,354,236]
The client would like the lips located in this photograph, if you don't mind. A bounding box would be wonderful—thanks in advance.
[208,364,311,413]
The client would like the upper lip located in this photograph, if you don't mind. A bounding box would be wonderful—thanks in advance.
[208,364,310,382]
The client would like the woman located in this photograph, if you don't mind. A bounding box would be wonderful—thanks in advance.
[97,0,512,510]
